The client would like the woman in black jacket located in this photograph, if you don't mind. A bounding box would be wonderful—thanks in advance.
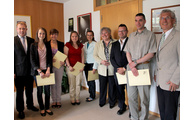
[30,27,53,116]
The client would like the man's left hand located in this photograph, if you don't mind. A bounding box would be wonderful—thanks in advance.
[166,81,179,92]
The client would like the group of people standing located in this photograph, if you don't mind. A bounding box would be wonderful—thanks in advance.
[14,9,179,120]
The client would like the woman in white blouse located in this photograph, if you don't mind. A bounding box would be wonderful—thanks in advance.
[84,30,98,102]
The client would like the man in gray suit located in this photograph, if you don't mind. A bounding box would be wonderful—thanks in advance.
[154,9,180,120]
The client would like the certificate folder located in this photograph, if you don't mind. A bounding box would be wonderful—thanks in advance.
[70,62,85,76]
[127,69,151,86]
[53,51,67,69]
[36,73,55,86]
[116,72,127,85]
[88,70,99,81]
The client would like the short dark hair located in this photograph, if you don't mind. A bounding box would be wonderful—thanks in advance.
[136,13,146,20]
[118,24,128,31]
[50,28,59,35]
[35,27,47,43]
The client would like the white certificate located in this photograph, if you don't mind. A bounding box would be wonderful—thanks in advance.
[36,73,55,86]
[116,72,127,85]
[127,69,151,86]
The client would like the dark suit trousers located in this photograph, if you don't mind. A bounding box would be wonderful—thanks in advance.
[84,63,96,99]
[15,75,34,112]
[99,70,116,106]
[114,73,126,110]
[157,86,180,120]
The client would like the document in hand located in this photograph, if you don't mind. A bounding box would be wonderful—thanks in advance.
[127,69,151,86]
[36,73,55,86]
[116,72,127,85]
[88,70,99,81]
[70,62,85,76]
[53,51,67,69]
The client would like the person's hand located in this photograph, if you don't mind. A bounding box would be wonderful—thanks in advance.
[129,62,137,70]
[45,70,50,77]
[69,66,74,72]
[40,72,45,79]
[101,60,110,66]
[60,61,65,67]
[53,58,56,62]
[154,75,156,82]
[14,74,16,79]
[131,67,139,76]
[92,69,97,74]
[117,67,125,75]
[80,68,84,72]
[166,81,179,92]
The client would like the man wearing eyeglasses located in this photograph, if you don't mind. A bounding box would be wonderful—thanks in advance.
[154,9,180,120]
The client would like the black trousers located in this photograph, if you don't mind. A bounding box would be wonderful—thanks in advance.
[34,70,50,110]
[157,86,180,120]
[99,71,116,106]
[84,63,96,99]
[114,73,126,110]
[15,75,34,112]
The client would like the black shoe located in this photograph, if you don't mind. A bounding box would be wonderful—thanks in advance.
[99,104,105,107]
[40,112,46,116]
[18,111,25,119]
[28,106,39,111]
[109,104,115,109]
[71,102,76,105]
[76,102,81,105]
[46,110,53,115]
[129,112,131,118]
[117,109,126,115]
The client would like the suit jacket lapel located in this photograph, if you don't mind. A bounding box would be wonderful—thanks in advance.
[160,28,176,51]
[121,37,128,51]
[16,36,26,54]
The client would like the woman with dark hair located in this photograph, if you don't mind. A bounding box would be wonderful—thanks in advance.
[49,29,65,108]
[64,31,84,105]
[30,27,53,116]
[83,30,98,102]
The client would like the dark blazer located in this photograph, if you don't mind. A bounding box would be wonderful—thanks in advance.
[48,40,64,54]
[110,37,128,72]
[14,35,34,76]
[30,42,53,76]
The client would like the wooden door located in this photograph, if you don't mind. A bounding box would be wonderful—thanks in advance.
[100,0,142,39]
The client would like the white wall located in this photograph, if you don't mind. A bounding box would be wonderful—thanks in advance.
[63,0,101,92]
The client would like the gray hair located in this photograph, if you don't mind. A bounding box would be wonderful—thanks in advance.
[160,9,177,26]
[100,27,112,39]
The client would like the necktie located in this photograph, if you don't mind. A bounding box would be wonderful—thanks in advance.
[21,37,26,53]
[159,33,165,51]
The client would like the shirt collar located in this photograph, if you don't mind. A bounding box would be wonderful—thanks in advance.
[119,37,127,44]
[18,35,26,39]
[135,27,147,36]
[163,27,173,39]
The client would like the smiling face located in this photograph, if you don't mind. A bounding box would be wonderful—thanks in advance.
[101,29,111,41]
[118,26,128,40]
[16,23,27,37]
[160,12,175,33]
[38,29,46,41]
[71,32,79,43]
[86,32,94,42]
[135,16,146,31]
[50,33,58,41]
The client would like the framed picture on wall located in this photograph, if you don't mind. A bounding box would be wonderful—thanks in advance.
[77,13,92,43]
[68,18,74,32]
[151,4,180,34]
[14,15,32,37]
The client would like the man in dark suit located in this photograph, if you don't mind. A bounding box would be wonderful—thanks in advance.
[14,22,38,119]
[110,24,130,116]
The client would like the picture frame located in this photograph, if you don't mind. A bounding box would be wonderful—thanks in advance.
[14,15,32,37]
[151,4,180,34]
[68,18,74,32]
[77,13,92,43]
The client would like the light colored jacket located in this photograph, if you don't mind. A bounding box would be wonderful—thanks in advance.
[93,39,116,76]
[84,41,98,69]
[155,28,180,91]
